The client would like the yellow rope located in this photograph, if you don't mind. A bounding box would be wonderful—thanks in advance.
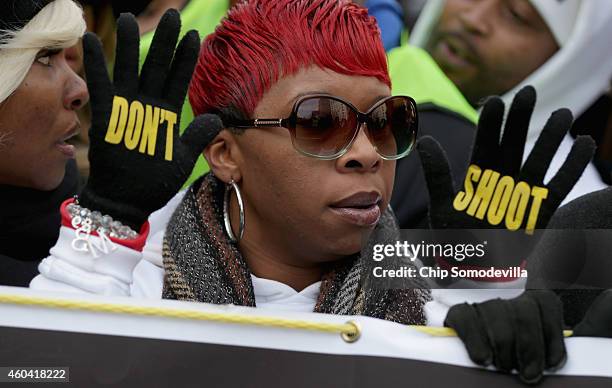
[0,293,360,341]
[0,293,572,340]
[410,326,573,337]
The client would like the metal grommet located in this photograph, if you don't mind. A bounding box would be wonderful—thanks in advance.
[341,320,361,343]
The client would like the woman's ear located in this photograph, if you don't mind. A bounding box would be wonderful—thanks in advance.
[204,130,243,183]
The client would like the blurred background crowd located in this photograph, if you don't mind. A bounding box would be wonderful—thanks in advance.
[64,0,611,187]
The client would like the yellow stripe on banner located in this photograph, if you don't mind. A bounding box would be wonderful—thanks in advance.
[0,294,572,342]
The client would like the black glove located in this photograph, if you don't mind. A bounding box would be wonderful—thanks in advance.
[445,290,567,384]
[525,187,612,326]
[80,10,223,229]
[417,86,596,234]
[573,289,612,338]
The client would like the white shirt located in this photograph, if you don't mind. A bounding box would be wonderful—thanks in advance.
[252,275,321,312]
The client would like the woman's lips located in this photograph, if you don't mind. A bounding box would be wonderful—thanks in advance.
[56,141,76,158]
[329,203,382,227]
[56,123,80,159]
[330,192,383,226]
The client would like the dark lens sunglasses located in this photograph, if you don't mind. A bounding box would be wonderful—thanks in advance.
[228,95,418,160]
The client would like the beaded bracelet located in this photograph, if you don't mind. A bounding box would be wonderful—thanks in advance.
[66,198,139,240]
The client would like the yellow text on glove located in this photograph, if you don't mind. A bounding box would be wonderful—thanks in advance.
[105,96,177,161]
[453,165,548,234]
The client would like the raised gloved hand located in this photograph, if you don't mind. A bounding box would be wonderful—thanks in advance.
[417,86,595,234]
[80,10,223,229]
[445,290,566,384]
[573,289,612,338]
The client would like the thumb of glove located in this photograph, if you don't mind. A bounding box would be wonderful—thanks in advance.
[179,114,225,159]
[417,136,456,206]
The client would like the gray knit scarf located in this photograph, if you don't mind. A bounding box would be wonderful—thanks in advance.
[162,174,430,325]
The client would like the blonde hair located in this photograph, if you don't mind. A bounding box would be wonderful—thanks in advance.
[0,0,86,103]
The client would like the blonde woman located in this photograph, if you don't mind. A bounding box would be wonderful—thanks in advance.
[0,0,88,286]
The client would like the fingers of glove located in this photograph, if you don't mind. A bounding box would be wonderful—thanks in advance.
[163,29,200,109]
[444,303,493,366]
[500,86,536,176]
[529,290,567,369]
[574,289,612,338]
[474,300,516,372]
[180,114,224,159]
[416,136,456,207]
[510,293,546,384]
[472,96,504,168]
[139,9,181,97]
[544,135,596,211]
[520,109,573,185]
[83,33,113,130]
[113,13,140,95]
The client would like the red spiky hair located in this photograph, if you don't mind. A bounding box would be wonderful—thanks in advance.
[188,0,390,118]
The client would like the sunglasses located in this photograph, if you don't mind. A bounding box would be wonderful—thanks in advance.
[228,95,418,160]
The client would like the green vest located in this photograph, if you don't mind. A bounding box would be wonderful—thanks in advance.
[387,45,478,124]
[139,0,229,187]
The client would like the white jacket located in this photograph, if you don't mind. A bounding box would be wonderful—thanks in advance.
[30,192,526,326]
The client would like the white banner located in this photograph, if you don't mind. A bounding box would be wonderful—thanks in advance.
[0,286,610,387]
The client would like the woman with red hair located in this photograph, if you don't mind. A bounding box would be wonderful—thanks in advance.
[32,0,428,324]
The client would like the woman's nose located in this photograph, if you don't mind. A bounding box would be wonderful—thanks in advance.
[336,123,382,173]
[64,68,89,111]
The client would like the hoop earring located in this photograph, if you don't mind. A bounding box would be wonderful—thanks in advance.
[223,179,245,243]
